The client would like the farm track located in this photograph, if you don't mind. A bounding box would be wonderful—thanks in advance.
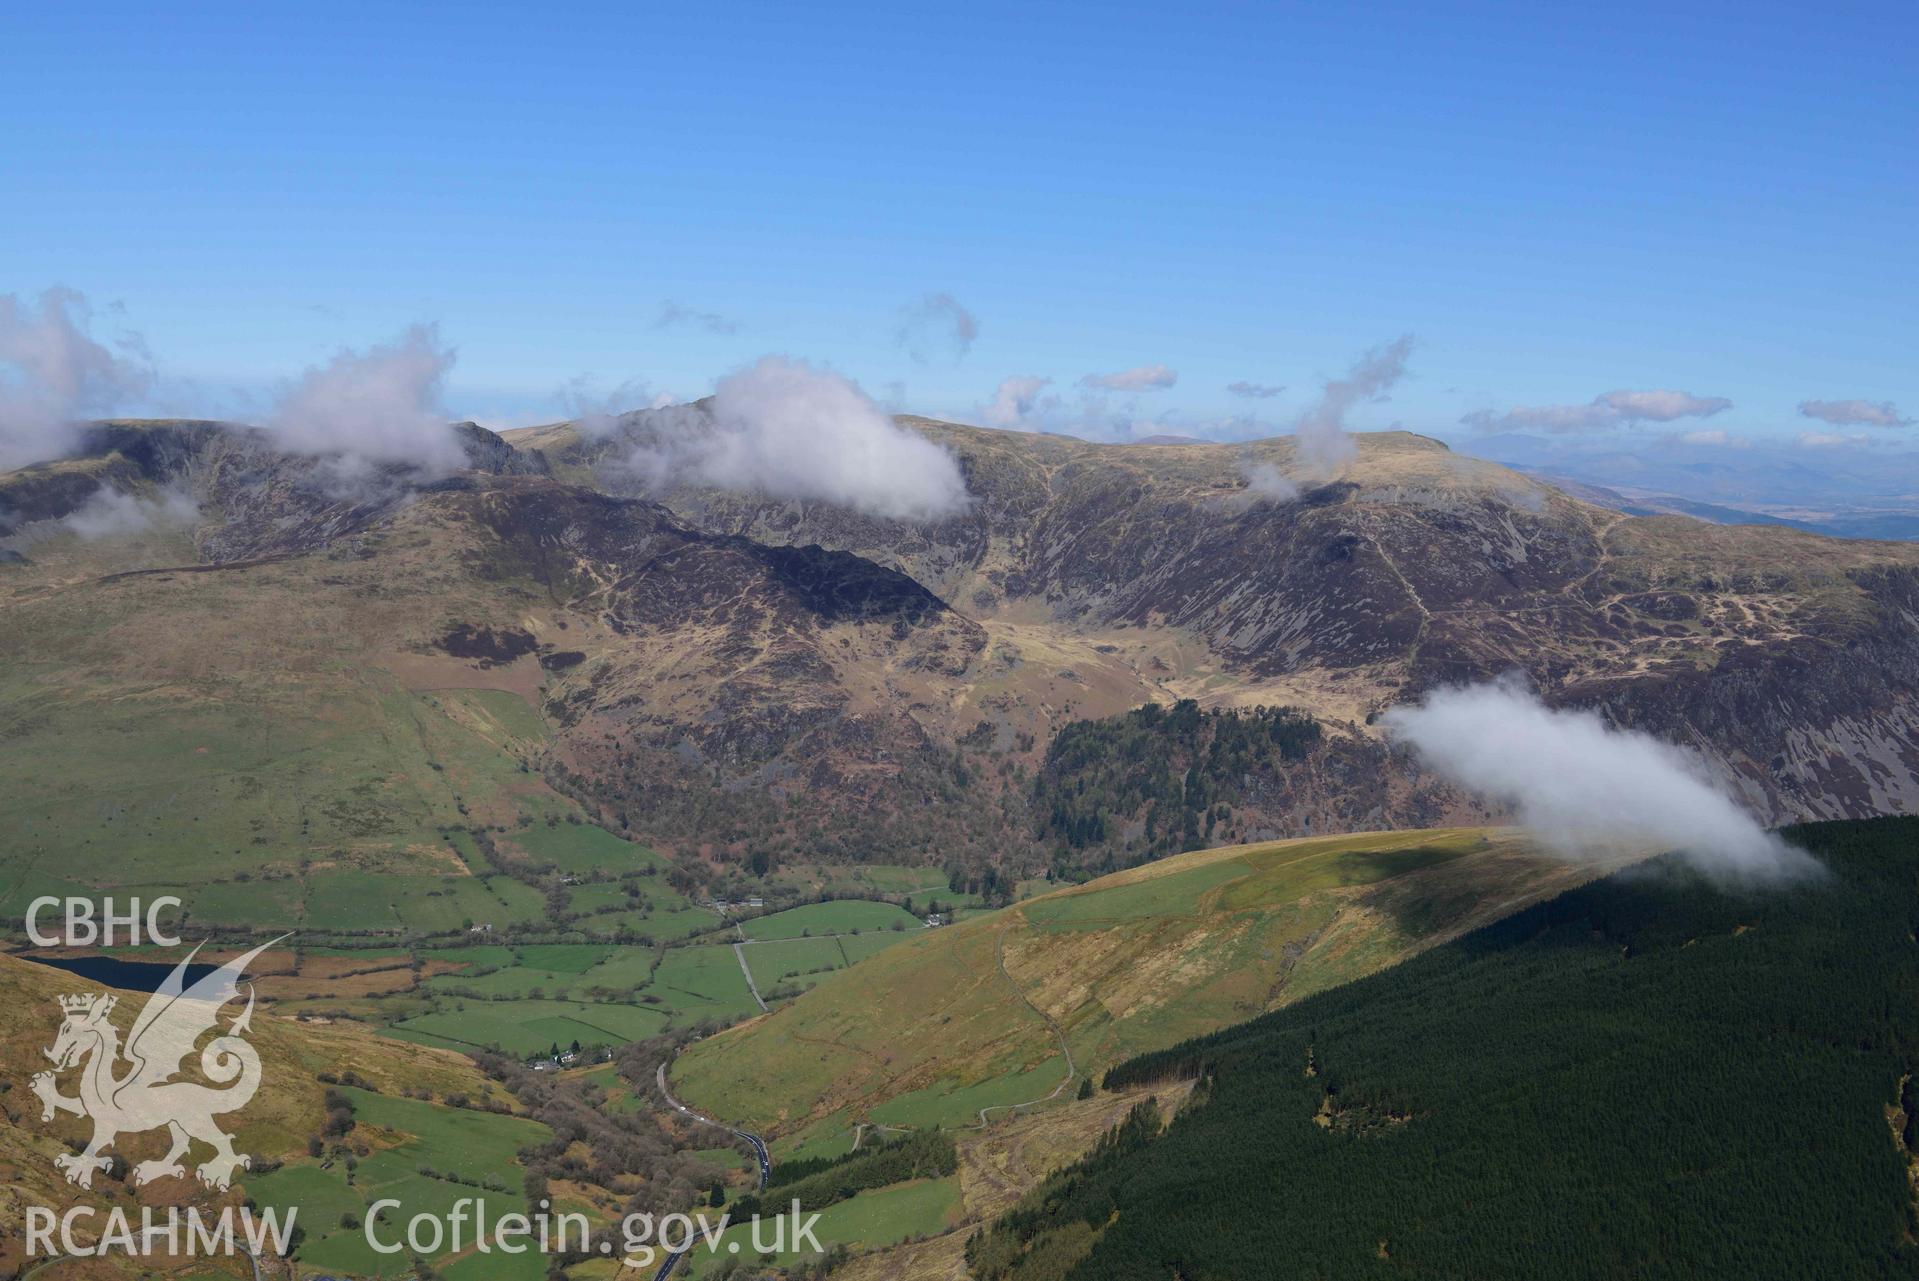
[972,918,1078,1127]
[733,941,768,1012]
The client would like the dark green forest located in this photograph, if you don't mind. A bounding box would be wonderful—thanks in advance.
[1033,700,1322,869]
[969,817,1919,1280]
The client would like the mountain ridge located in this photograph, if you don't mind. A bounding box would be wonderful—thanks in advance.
[3,413,1917,879]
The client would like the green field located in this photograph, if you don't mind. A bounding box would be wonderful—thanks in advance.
[681,1176,961,1277]
[515,942,615,972]
[741,936,845,992]
[304,870,548,933]
[739,928,926,999]
[649,944,761,1019]
[868,1058,1071,1128]
[388,940,766,1054]
[836,930,915,964]
[737,900,922,940]
[247,1087,549,1280]
[503,821,670,874]
[607,904,725,941]
[389,997,668,1056]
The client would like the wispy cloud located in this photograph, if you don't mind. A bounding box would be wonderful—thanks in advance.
[1226,380,1285,399]
[983,374,1053,428]
[0,286,156,469]
[1464,386,1732,435]
[654,300,741,335]
[1238,458,1298,504]
[1795,429,1866,449]
[1291,334,1414,481]
[62,483,199,540]
[1080,363,1178,393]
[268,324,464,477]
[1671,429,1747,447]
[1798,398,1910,428]
[625,356,971,521]
[896,292,978,362]
[556,373,674,438]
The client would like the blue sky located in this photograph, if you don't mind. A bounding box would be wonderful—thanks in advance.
[1,0,1912,442]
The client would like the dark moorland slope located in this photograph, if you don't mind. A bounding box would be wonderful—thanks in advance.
[969,816,1919,1281]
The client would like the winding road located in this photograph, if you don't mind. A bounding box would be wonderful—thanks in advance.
[651,1060,770,1280]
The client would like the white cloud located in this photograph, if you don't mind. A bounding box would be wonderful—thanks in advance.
[631,357,971,521]
[1798,398,1910,428]
[1080,364,1178,393]
[0,287,155,470]
[1594,389,1732,422]
[1795,429,1866,448]
[983,375,1053,428]
[1226,381,1285,399]
[267,324,464,475]
[62,484,199,540]
[1383,678,1818,883]
[557,374,674,439]
[1292,335,1413,481]
[1238,459,1299,504]
[1671,429,1746,447]
[1461,403,1617,434]
[1465,386,1732,435]
[896,293,978,362]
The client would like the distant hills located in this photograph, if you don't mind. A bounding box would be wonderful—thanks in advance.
[1462,430,1919,540]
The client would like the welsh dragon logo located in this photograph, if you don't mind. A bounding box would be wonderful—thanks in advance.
[30,937,283,1191]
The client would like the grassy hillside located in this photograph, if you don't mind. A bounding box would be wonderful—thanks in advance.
[967,817,1919,1281]
[671,827,1631,1139]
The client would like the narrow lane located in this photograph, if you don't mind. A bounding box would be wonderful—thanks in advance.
[652,1059,770,1279]
[732,942,768,1013]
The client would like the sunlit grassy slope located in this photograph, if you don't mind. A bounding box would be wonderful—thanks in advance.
[673,827,1633,1135]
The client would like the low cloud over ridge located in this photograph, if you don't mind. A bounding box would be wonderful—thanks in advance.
[268,324,464,477]
[628,357,971,521]
[0,287,155,470]
[1292,335,1414,482]
[63,484,199,540]
[984,375,1053,428]
[1383,678,1818,883]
